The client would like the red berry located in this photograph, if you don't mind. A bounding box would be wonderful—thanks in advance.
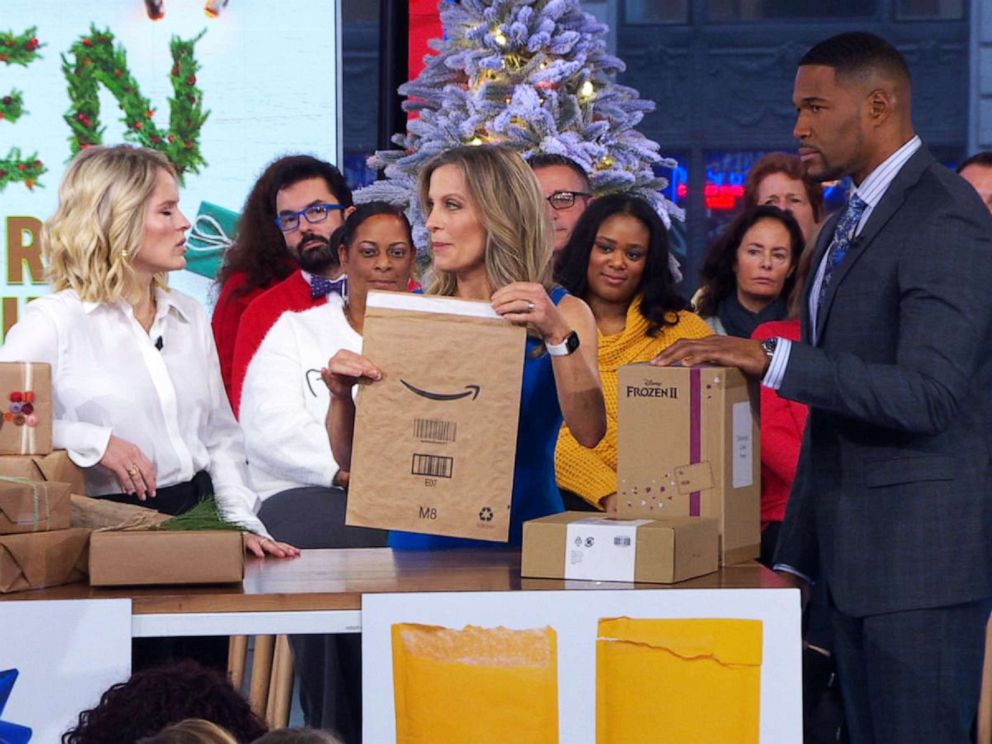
[82,38,93,47]
[186,75,196,85]
[133,121,143,130]
[17,163,26,171]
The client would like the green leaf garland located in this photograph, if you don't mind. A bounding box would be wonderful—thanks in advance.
[1,28,46,192]
[0,26,43,66]
[62,24,210,181]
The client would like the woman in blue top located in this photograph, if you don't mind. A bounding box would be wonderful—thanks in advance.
[323,145,606,547]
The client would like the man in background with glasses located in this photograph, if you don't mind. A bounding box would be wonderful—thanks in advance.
[528,153,593,256]
[229,157,354,416]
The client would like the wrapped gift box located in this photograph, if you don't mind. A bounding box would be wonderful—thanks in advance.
[0,528,90,593]
[0,476,71,534]
[0,450,86,495]
[89,530,244,586]
[0,362,52,455]
[186,200,239,279]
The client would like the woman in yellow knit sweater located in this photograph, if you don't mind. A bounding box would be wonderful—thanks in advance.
[555,194,711,511]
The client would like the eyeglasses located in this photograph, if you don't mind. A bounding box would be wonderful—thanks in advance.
[274,202,344,232]
[546,190,592,211]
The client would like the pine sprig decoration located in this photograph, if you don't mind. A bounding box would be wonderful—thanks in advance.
[357,0,681,274]
[0,148,45,191]
[157,498,245,532]
[0,27,43,66]
[61,24,210,181]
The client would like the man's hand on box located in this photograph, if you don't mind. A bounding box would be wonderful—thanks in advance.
[244,533,300,559]
[491,282,571,344]
[651,336,769,377]
[99,435,158,500]
[321,350,383,400]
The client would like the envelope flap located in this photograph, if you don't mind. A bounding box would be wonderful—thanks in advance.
[598,617,763,667]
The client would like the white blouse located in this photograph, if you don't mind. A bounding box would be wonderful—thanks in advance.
[239,295,361,500]
[0,288,267,535]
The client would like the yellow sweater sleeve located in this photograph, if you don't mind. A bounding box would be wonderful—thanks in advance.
[556,415,618,509]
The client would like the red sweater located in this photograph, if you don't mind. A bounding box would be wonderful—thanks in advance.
[230,270,327,417]
[751,319,808,529]
[211,271,271,407]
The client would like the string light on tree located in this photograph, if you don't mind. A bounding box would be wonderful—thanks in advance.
[356,0,682,279]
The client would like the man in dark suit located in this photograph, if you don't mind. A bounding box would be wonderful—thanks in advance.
[655,32,992,743]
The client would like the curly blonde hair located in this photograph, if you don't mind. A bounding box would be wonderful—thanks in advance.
[44,144,176,304]
[416,145,553,296]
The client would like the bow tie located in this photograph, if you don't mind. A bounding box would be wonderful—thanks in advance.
[311,275,348,300]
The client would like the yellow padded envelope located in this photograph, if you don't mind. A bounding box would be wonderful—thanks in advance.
[392,623,559,744]
[597,617,763,744]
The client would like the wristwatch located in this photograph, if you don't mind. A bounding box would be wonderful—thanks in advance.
[546,330,580,357]
[760,337,778,361]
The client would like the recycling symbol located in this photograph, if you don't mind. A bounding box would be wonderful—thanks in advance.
[479,507,494,522]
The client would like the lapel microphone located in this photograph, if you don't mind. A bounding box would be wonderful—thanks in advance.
[155,336,164,351]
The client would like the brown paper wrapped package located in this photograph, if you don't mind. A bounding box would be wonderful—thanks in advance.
[0,362,53,455]
[0,527,90,593]
[0,450,87,495]
[0,477,71,534]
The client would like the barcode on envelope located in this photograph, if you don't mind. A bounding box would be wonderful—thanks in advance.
[414,418,456,443]
[411,453,454,479]
[614,536,632,547]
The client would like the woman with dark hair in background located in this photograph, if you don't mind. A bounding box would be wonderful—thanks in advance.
[212,158,297,401]
[694,205,804,338]
[555,193,711,511]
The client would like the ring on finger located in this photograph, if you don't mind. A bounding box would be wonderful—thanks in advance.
[526,301,535,312]
[126,464,140,477]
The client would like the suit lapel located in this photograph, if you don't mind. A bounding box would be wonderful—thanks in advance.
[802,214,838,344]
[813,146,935,344]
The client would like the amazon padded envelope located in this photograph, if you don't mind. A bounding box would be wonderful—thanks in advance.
[597,617,763,744]
[346,291,525,541]
[392,623,558,744]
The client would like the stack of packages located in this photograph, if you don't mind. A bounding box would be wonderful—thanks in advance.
[0,362,90,593]
[523,365,761,584]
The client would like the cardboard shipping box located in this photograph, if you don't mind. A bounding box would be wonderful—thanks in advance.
[89,530,244,586]
[0,362,52,456]
[521,512,719,584]
[0,450,86,497]
[617,364,760,565]
[0,477,71,534]
[346,291,526,542]
[0,527,90,593]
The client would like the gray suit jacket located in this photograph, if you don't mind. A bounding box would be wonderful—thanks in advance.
[774,146,992,617]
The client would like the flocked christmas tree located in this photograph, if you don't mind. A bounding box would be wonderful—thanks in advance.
[357,0,681,274]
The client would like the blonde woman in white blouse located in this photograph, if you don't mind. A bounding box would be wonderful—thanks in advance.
[0,145,296,558]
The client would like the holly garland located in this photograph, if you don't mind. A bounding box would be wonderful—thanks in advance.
[0,149,45,191]
[0,27,43,66]
[1,28,46,192]
[62,24,210,180]
[0,91,24,123]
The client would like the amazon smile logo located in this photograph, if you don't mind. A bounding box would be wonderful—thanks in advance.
[400,380,481,401]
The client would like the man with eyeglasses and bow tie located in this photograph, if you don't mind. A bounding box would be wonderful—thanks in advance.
[654,32,992,744]
[228,156,354,417]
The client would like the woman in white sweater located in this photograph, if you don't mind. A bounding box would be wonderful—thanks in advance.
[0,144,295,558]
